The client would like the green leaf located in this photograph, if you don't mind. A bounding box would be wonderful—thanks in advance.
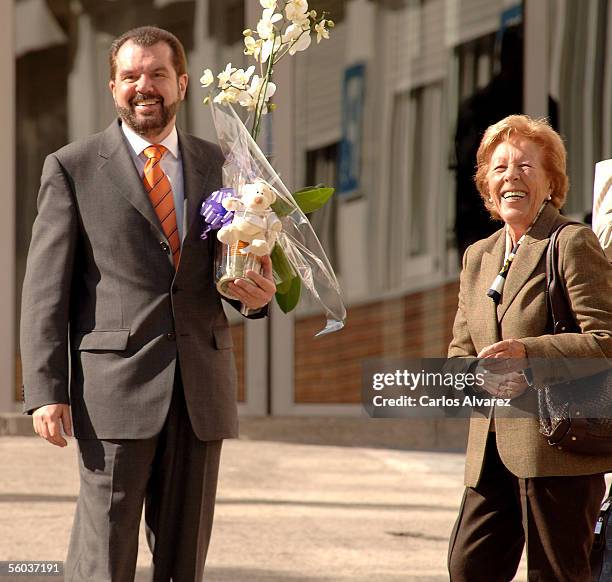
[270,243,301,312]
[270,197,295,218]
[293,186,335,214]
[270,243,295,294]
[270,185,335,217]
[275,276,301,313]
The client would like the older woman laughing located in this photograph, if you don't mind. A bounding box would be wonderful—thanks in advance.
[447,115,612,582]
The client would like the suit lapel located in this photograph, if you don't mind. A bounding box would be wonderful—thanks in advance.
[98,122,218,256]
[496,203,564,322]
[179,131,213,241]
[98,120,165,239]
[479,232,505,345]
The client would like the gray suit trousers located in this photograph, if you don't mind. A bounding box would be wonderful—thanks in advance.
[65,369,222,582]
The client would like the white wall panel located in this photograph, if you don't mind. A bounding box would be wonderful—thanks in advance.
[1,0,15,411]
[68,13,97,142]
[387,0,447,90]
[410,0,447,87]
[445,0,508,47]
[298,23,346,151]
[386,3,418,89]
[15,0,66,58]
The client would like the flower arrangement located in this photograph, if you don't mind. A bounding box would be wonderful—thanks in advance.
[200,0,345,336]
[200,0,333,141]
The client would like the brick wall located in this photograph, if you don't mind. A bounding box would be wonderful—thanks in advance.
[294,281,460,403]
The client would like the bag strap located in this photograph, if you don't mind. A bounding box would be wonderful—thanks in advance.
[546,221,582,334]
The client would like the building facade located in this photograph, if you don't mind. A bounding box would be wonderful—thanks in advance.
[4,0,609,416]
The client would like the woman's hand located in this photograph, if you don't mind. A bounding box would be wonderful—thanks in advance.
[477,339,528,373]
[475,339,530,399]
[476,368,530,400]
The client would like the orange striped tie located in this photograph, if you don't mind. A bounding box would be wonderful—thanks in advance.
[143,145,180,268]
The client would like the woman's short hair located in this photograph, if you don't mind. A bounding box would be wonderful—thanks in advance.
[474,114,569,219]
[109,26,187,81]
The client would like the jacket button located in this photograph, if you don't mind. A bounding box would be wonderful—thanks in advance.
[160,241,169,252]
[166,332,176,341]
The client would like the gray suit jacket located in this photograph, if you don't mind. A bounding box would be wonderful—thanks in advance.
[21,119,260,441]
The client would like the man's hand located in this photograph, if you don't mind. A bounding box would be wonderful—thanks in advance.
[33,404,72,447]
[227,254,276,310]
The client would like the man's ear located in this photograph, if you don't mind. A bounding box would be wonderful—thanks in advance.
[179,73,189,100]
[109,79,116,101]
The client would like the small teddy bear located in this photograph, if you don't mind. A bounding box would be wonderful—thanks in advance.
[217,179,282,256]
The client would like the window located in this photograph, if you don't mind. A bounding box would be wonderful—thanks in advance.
[385,83,444,287]
[305,143,339,272]
[549,0,611,216]
[456,32,497,100]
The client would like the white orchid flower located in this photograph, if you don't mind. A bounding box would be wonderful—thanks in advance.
[199,69,214,87]
[282,22,302,43]
[259,0,277,8]
[213,87,240,105]
[287,0,308,12]
[261,35,282,64]
[248,75,263,96]
[314,20,329,43]
[263,81,277,101]
[244,35,263,59]
[250,75,277,102]
[257,8,282,40]
[234,75,277,114]
[288,28,311,54]
[247,76,274,102]
[217,63,236,88]
[285,0,309,23]
[238,90,257,111]
[229,65,256,89]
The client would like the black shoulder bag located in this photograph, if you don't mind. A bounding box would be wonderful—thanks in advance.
[536,222,612,454]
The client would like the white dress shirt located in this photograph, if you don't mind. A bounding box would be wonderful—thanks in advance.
[593,159,612,259]
[121,122,186,242]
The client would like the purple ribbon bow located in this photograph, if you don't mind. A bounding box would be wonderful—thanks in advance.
[200,188,235,240]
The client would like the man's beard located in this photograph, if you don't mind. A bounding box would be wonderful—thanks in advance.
[116,92,181,138]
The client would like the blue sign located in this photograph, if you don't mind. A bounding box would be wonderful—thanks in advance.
[498,4,523,39]
[338,63,366,196]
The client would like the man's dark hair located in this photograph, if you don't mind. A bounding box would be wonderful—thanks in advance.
[109,26,187,80]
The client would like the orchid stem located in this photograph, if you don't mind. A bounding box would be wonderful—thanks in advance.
[252,30,276,141]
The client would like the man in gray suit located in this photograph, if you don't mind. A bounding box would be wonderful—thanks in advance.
[20,26,275,581]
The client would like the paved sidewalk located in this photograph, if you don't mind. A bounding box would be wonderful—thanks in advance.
[0,432,527,581]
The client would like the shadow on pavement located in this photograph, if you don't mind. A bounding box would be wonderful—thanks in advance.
[0,494,77,503]
[215,497,457,512]
[0,493,457,513]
